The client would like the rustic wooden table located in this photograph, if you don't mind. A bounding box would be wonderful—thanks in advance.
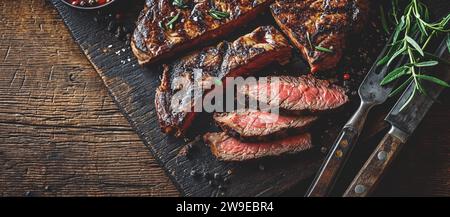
[0,1,448,197]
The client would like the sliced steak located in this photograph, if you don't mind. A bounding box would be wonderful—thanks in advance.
[132,0,275,65]
[155,26,291,137]
[214,110,317,142]
[204,132,313,161]
[271,0,368,73]
[240,75,348,114]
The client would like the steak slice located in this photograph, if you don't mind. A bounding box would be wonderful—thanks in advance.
[155,26,291,137]
[271,0,368,73]
[132,0,274,65]
[214,110,317,142]
[240,75,348,114]
[204,132,313,161]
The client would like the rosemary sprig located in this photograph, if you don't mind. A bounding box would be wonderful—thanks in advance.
[315,46,333,53]
[306,32,333,53]
[208,9,230,20]
[447,34,450,52]
[378,0,450,110]
[166,12,181,30]
[172,0,188,9]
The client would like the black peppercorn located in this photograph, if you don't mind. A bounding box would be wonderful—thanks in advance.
[190,170,200,178]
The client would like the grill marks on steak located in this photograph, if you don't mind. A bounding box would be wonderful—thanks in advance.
[132,0,274,65]
[240,75,348,114]
[271,0,368,73]
[155,26,291,137]
[204,132,313,161]
[214,110,317,142]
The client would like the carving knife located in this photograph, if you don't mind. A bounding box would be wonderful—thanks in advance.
[343,39,449,197]
[306,36,410,197]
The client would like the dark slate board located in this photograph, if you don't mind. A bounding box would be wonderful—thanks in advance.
[49,0,412,196]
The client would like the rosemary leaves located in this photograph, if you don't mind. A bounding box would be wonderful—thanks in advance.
[166,12,180,30]
[209,9,230,20]
[378,0,450,109]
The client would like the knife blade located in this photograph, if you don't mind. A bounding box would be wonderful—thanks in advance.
[305,35,410,197]
[343,39,449,197]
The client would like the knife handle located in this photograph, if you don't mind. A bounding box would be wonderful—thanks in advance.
[306,102,373,197]
[343,128,406,197]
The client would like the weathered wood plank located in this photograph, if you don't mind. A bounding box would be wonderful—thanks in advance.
[0,0,178,197]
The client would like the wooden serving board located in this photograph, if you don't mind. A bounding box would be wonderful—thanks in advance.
[48,0,402,196]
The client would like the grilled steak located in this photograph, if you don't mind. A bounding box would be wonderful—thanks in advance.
[214,110,317,141]
[271,0,368,73]
[204,132,312,161]
[240,75,348,114]
[155,26,291,137]
[132,0,275,65]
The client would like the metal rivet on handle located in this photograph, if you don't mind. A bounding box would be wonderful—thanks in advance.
[340,139,349,148]
[335,150,343,158]
[377,151,387,161]
[354,184,366,194]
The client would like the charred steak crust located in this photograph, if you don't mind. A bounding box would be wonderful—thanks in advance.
[155,26,292,137]
[204,132,313,161]
[270,0,368,73]
[155,65,198,136]
[214,110,317,142]
[240,75,349,114]
[132,0,275,65]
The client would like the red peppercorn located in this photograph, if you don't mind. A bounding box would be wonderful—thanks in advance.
[71,0,80,5]
[343,73,350,80]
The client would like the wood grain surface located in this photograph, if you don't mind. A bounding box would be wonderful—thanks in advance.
[0,0,178,196]
[0,0,448,196]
